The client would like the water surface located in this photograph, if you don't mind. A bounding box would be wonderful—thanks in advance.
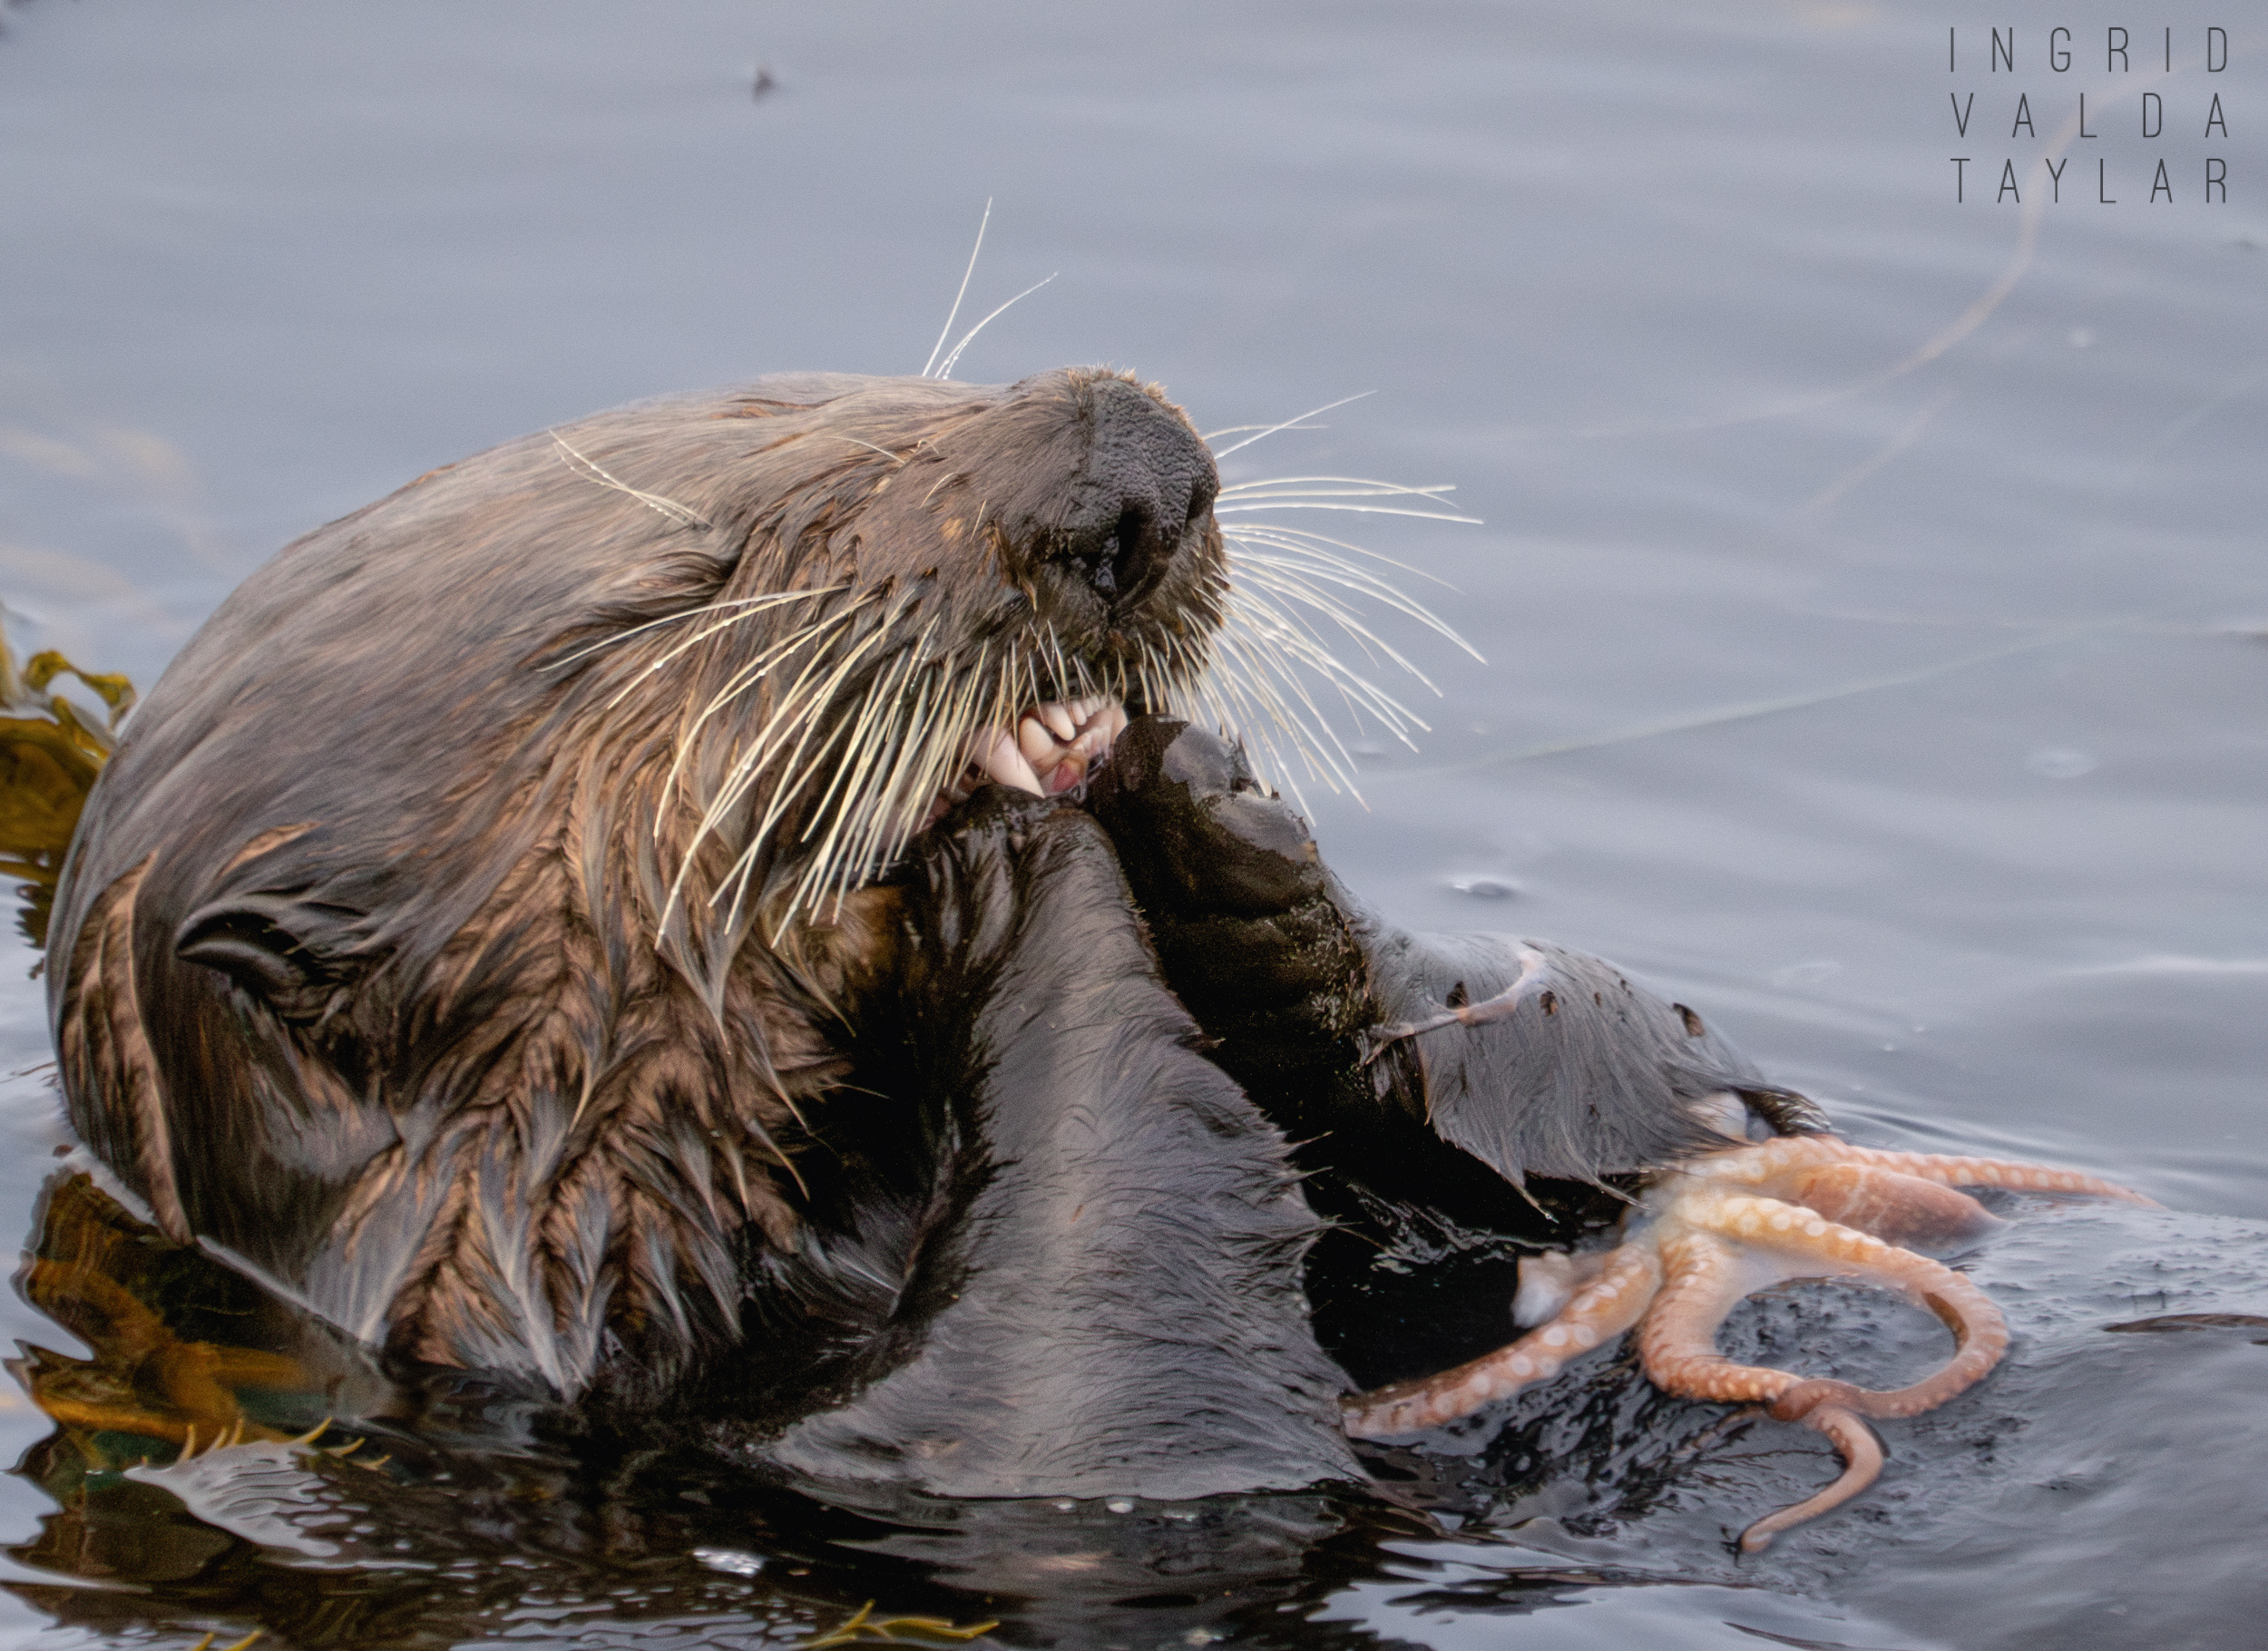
[1,3,2263,1646]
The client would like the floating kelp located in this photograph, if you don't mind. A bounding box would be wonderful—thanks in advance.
[0,613,132,951]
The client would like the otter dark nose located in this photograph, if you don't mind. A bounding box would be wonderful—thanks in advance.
[1048,378,1217,608]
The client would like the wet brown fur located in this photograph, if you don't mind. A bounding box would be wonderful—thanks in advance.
[48,367,1227,1400]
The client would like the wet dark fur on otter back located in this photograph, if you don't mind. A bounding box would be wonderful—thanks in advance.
[47,368,1228,1406]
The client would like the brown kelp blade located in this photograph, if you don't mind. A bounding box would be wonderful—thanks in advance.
[0,614,133,950]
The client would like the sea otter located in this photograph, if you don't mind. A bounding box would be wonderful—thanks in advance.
[47,368,1234,1392]
[38,367,1803,1501]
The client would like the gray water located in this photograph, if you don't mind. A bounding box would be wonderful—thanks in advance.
[1,2,2263,1646]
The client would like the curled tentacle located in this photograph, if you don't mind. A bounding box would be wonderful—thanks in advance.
[1808,1273,2009,1420]
[1343,1243,1660,1437]
[1691,1193,2011,1419]
[1634,1228,1803,1404]
[1737,1403,1884,1554]
[1343,1133,2148,1545]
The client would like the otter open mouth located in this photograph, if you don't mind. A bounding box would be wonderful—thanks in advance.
[934,697,1132,822]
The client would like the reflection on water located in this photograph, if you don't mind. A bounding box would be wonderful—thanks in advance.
[2,0,2263,1646]
[8,1172,1947,1650]
[14,1167,2266,1649]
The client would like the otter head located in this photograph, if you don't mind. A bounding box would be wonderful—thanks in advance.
[663,366,1229,927]
[44,367,1232,1398]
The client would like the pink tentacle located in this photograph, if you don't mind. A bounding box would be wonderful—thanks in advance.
[1736,1403,1885,1553]
[1680,1134,2153,1209]
[1634,1230,1799,1405]
[1817,1144,2156,1207]
[1785,1270,2009,1421]
[1784,1162,2003,1250]
[1343,1243,1660,1437]
[1691,1194,2011,1419]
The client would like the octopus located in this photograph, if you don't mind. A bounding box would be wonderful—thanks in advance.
[1342,1129,2156,1549]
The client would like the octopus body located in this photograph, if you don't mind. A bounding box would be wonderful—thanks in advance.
[1343,1133,2155,1550]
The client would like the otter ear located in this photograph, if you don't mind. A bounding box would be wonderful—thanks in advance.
[175,894,366,1013]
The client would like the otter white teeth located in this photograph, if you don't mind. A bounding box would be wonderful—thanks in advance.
[968,726,1046,797]
[1016,717,1059,770]
[1019,698,1129,795]
[953,699,1130,805]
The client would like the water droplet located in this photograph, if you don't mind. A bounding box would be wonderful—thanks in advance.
[1105,1497,1135,1514]
[1452,876,1517,899]
[692,1548,766,1577]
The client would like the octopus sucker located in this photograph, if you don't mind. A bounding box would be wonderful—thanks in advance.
[1343,1132,2155,1549]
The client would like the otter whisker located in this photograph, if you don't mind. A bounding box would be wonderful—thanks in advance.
[1198,419,1332,443]
[1227,593,1435,743]
[746,625,1008,930]
[1209,626,1375,777]
[665,614,901,931]
[837,676,942,886]
[1012,638,1042,726]
[1217,500,1483,526]
[1217,476,1463,509]
[821,649,999,914]
[1222,519,1465,601]
[658,601,876,826]
[614,593,871,737]
[1182,660,1348,811]
[557,586,846,676]
[1187,633,1357,799]
[798,627,959,911]
[718,710,861,932]
[1224,555,1445,690]
[780,651,919,918]
[1041,630,1073,705]
[1148,482,1486,805]
[1225,581,1436,731]
[1205,392,1375,461]
[835,727,954,908]
[551,433,712,530]
[1227,542,1476,665]
[833,435,910,466]
[671,600,875,755]
[888,657,981,824]
[934,273,1058,382]
[1190,573,1459,804]
[722,621,902,843]
[920,195,992,379]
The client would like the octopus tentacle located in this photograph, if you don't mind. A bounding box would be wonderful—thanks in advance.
[1696,1136,2156,1207]
[1735,1403,1882,1554]
[1342,1242,1660,1437]
[1637,1197,2008,1548]
[1634,1228,1800,1404]
[1342,1132,2149,1545]
[1831,1145,2158,1206]
[1685,1192,2012,1418]
[1778,1163,2005,1249]
[1833,1148,2150,1197]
